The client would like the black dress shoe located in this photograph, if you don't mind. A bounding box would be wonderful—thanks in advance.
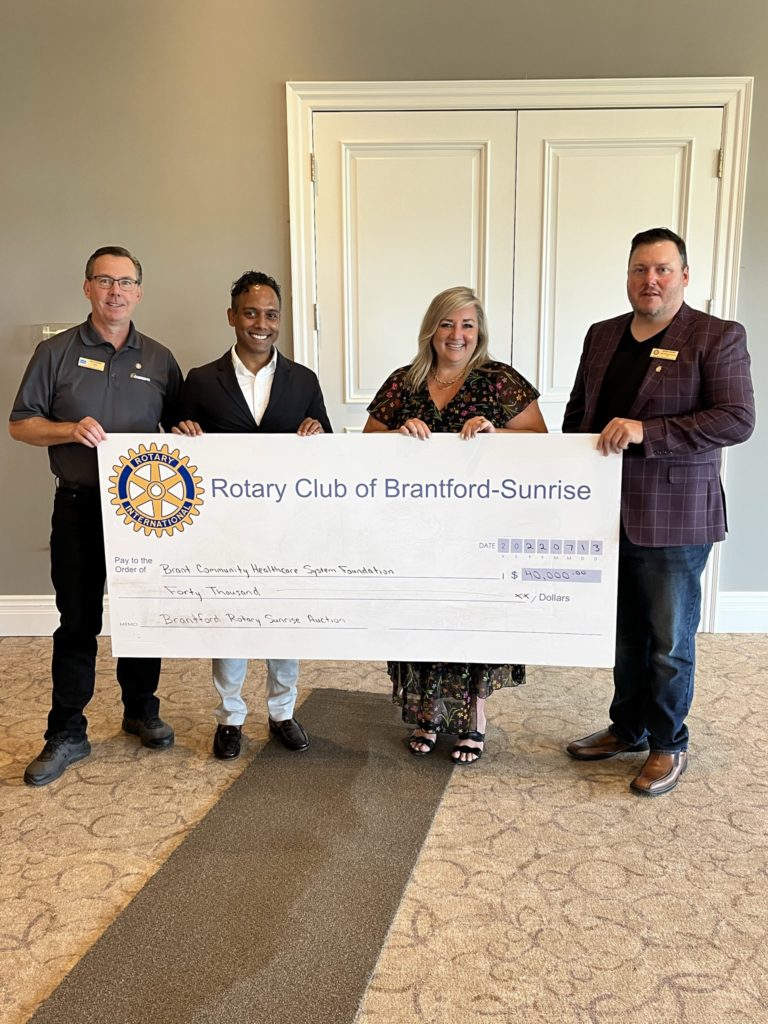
[213,724,242,760]
[268,717,309,751]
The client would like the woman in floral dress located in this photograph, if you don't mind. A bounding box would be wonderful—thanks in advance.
[363,286,547,764]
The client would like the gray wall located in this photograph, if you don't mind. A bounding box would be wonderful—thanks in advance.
[1,0,764,595]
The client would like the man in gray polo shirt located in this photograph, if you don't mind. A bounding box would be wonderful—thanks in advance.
[9,245,182,785]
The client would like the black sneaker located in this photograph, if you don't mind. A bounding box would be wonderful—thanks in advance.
[24,736,91,786]
[122,716,174,749]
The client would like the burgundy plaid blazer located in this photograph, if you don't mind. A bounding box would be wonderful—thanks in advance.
[563,303,755,546]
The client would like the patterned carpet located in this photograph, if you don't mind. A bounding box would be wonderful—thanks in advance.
[1,634,767,1024]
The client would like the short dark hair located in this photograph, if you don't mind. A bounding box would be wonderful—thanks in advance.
[230,271,281,310]
[629,228,688,269]
[85,245,143,284]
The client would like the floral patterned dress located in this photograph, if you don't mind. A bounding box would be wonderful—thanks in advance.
[367,360,539,734]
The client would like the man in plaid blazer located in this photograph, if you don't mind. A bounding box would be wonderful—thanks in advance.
[563,227,755,796]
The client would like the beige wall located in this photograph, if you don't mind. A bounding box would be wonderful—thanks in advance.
[1,0,764,594]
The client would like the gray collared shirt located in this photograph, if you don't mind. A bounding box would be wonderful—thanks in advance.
[10,316,182,487]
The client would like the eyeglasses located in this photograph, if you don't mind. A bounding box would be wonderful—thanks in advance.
[88,275,140,291]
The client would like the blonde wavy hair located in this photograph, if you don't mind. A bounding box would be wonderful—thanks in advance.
[405,286,491,390]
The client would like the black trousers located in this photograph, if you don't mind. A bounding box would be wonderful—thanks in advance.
[47,487,161,740]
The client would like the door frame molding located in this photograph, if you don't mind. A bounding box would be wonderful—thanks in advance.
[285,77,753,631]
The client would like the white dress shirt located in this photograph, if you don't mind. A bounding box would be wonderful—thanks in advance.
[231,344,277,425]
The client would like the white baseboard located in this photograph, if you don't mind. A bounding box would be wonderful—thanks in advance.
[0,596,112,636]
[714,592,768,633]
[1,593,765,637]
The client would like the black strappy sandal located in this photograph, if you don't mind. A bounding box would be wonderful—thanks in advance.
[408,722,438,757]
[451,730,485,765]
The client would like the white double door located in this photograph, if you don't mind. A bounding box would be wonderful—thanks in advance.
[311,106,722,431]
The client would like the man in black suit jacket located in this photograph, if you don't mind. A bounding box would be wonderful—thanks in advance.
[175,271,331,760]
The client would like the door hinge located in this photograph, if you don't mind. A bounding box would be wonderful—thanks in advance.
[717,148,724,179]
[313,303,319,331]
[310,153,316,182]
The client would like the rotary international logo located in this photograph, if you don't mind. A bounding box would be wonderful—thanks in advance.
[109,443,205,537]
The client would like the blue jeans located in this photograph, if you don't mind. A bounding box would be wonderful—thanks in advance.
[609,531,712,753]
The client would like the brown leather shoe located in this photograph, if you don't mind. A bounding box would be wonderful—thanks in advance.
[567,727,650,760]
[268,717,309,752]
[630,750,688,796]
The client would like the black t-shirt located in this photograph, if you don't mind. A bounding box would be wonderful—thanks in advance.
[593,323,670,432]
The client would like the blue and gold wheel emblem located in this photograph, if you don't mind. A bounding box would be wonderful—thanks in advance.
[109,443,204,537]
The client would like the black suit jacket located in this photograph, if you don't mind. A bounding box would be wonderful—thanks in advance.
[179,349,332,434]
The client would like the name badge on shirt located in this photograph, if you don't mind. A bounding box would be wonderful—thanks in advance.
[650,348,678,361]
[78,356,105,371]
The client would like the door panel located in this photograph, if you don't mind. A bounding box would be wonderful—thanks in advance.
[313,111,517,431]
[514,107,723,428]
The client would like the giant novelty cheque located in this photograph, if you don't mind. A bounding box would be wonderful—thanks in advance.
[98,433,621,666]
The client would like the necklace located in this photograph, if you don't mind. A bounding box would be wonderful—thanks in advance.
[430,368,466,389]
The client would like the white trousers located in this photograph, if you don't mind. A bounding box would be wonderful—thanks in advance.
[212,659,299,726]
